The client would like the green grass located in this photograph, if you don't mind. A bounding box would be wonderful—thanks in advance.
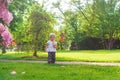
[1,50,120,62]
[57,50,120,62]
[0,62,120,80]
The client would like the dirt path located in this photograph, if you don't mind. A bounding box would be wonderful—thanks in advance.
[0,59,120,66]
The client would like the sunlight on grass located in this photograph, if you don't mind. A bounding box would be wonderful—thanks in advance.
[1,50,120,62]
[56,50,120,62]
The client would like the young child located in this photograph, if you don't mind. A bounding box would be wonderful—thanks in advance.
[45,33,57,64]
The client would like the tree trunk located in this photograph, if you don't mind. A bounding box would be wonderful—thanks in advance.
[33,33,39,57]
[105,34,115,50]
[33,48,37,57]
[2,45,6,54]
[33,42,38,57]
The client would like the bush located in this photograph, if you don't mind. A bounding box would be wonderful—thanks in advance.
[70,37,120,50]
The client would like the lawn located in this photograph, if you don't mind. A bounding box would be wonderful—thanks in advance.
[0,62,120,80]
[0,50,120,62]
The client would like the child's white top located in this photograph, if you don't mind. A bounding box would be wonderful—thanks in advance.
[47,40,57,52]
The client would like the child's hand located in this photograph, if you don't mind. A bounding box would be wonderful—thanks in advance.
[53,44,57,48]
[52,42,57,48]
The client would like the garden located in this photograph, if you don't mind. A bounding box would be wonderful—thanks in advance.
[0,0,120,80]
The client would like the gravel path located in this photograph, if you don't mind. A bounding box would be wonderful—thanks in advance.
[1,59,120,66]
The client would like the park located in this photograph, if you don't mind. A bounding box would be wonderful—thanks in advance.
[0,0,120,80]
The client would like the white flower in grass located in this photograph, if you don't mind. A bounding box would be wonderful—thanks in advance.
[11,71,16,75]
[22,71,26,74]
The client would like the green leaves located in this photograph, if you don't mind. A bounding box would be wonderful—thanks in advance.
[27,3,55,53]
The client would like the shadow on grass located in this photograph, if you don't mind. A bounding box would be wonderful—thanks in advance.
[21,56,47,61]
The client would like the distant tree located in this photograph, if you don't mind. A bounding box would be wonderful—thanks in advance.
[53,0,120,50]
[27,3,55,57]
[89,0,120,49]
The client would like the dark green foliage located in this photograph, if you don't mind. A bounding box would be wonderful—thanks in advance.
[70,37,103,50]
[70,37,120,50]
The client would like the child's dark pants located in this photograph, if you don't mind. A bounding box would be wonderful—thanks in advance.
[48,52,56,63]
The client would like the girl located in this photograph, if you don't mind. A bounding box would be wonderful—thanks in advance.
[45,33,57,63]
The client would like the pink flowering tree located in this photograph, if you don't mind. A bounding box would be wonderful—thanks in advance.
[0,0,13,53]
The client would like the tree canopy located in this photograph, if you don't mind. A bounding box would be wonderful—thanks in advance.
[1,0,120,51]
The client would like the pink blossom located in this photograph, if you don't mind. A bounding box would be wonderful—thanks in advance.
[0,0,12,4]
[2,10,13,24]
[0,0,13,47]
[0,23,13,47]
[1,30,13,47]
[0,1,13,24]
[0,23,6,34]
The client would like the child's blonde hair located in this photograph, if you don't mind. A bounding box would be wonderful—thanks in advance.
[49,33,56,38]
